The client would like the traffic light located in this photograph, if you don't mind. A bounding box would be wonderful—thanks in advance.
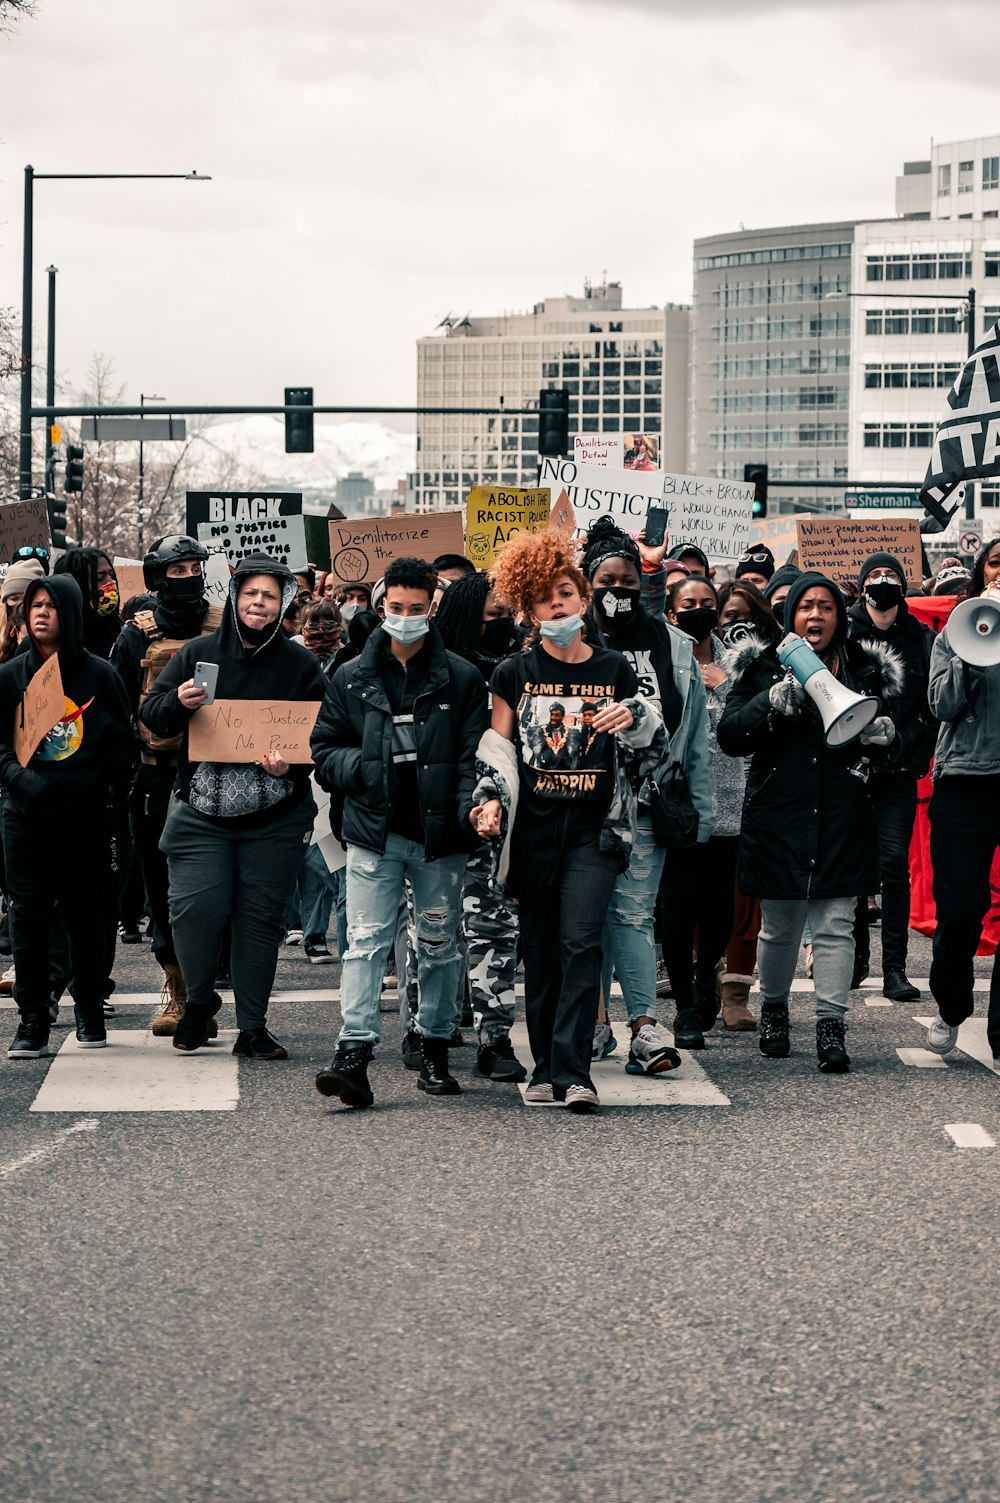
[285,387,314,453]
[47,495,68,550]
[744,462,768,519]
[65,444,84,495]
[538,387,570,458]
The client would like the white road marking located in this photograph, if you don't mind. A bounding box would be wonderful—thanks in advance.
[508,1022,730,1108]
[914,1017,1000,1076]
[30,1031,240,1113]
[896,1048,947,1069]
[944,1123,996,1149]
[865,999,893,1008]
[0,1118,100,1179]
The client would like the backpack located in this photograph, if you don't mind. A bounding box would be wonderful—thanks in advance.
[136,605,223,756]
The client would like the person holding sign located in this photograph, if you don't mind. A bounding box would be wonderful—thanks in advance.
[0,576,134,1058]
[141,554,325,1062]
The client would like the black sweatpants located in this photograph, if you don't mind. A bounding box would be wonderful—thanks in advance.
[660,835,740,1011]
[928,773,1000,1050]
[129,766,176,967]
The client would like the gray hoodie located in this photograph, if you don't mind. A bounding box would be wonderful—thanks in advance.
[927,625,1000,778]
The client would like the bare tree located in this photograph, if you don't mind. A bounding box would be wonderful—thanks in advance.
[0,0,37,29]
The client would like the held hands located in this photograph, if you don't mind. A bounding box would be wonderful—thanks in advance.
[859,715,895,748]
[768,675,806,717]
[177,678,208,709]
[591,702,635,734]
[470,799,502,839]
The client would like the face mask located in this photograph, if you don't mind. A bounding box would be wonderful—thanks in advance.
[160,573,206,606]
[538,614,583,648]
[382,613,429,645]
[674,606,718,644]
[303,625,341,655]
[478,617,518,659]
[339,601,361,624]
[597,587,641,623]
[96,581,119,617]
[720,620,754,649]
[864,579,904,612]
[771,599,786,629]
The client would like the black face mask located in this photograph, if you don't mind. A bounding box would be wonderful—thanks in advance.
[597,586,641,623]
[160,573,206,605]
[864,580,904,613]
[477,617,518,661]
[674,606,718,644]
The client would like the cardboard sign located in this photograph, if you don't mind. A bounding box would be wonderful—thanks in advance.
[188,698,321,765]
[464,487,550,569]
[795,516,923,591]
[197,513,307,572]
[0,498,52,560]
[13,654,65,768]
[185,490,302,537]
[326,512,465,587]
[113,562,147,607]
[539,458,755,561]
[201,548,233,606]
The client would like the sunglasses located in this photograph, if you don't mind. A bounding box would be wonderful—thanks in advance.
[12,546,49,562]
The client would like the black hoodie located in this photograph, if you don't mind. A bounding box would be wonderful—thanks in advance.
[0,574,135,819]
[140,554,326,826]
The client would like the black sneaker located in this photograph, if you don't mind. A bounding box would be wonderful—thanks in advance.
[303,942,335,965]
[232,1026,288,1060]
[851,960,870,990]
[401,1030,423,1070]
[758,1004,790,1059]
[476,1034,528,1082]
[882,969,921,1002]
[315,1041,374,1107]
[173,994,222,1053]
[672,1009,705,1050]
[816,1018,850,1073]
[8,1018,50,1058]
[118,925,142,945]
[74,1006,107,1048]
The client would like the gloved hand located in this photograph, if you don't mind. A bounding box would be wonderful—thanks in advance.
[768,676,806,717]
[860,715,895,747]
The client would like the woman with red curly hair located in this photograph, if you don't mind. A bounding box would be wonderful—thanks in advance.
[470,530,664,1113]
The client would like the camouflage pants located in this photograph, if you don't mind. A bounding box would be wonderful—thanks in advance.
[463,842,518,1042]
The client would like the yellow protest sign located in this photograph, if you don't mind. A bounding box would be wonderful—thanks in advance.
[14,654,65,768]
[464,487,551,569]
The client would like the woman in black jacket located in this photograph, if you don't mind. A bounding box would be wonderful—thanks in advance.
[717,571,903,1073]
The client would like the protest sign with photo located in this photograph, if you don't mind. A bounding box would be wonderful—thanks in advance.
[326,513,465,587]
[574,432,660,470]
[14,654,65,768]
[197,513,308,571]
[188,698,321,765]
[0,498,52,560]
[795,516,922,591]
[464,487,550,569]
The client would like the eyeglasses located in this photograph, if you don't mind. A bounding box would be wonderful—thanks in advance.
[743,551,770,565]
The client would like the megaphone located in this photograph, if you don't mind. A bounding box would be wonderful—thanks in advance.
[777,632,880,748]
[946,592,1000,667]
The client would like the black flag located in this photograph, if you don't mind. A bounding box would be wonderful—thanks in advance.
[919,320,1000,528]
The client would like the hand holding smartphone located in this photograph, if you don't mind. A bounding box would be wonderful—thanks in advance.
[193,661,220,706]
[643,505,669,550]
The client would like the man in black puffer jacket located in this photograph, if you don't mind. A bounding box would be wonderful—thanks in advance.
[311,556,487,1109]
[847,551,936,1003]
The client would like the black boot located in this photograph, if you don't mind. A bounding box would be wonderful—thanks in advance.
[672,1009,705,1050]
[476,1033,528,1082]
[74,1004,107,1048]
[417,1036,461,1095]
[758,1004,790,1058]
[8,1014,50,1058]
[400,1029,422,1070]
[172,993,222,1053]
[315,1041,374,1107]
[882,968,920,1002]
[816,1018,850,1073]
[696,984,720,1033]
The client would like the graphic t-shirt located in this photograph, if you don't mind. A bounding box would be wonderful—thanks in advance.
[490,643,638,820]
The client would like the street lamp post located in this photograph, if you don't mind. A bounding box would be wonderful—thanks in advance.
[43,264,57,494]
[18,166,211,500]
[137,392,164,556]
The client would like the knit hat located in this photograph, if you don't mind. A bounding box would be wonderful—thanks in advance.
[1,558,45,603]
[782,570,849,642]
[933,563,971,594]
[857,551,906,593]
[764,562,802,600]
[736,543,775,581]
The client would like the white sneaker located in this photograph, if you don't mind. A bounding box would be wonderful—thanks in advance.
[524,1081,555,1104]
[626,1023,682,1076]
[926,1017,960,1056]
[565,1083,600,1113]
[284,930,303,946]
[0,963,14,996]
[592,1020,618,1059]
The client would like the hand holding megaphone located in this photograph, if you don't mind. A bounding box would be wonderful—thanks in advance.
[768,675,806,717]
[776,632,881,748]
[945,589,1000,667]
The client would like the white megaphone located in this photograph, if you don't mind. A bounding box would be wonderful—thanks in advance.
[946,591,1000,667]
[777,632,880,748]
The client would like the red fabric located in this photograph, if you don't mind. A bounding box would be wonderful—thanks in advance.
[905,593,1000,955]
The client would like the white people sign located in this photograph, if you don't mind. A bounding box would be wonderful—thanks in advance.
[538,458,755,561]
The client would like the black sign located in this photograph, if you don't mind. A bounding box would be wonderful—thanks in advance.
[185,490,302,537]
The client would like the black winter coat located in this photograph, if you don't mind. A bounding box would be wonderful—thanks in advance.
[717,633,904,900]
[846,598,937,779]
[311,623,487,860]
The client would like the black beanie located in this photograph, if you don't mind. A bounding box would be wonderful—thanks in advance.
[858,551,906,593]
[764,563,802,599]
[737,543,775,580]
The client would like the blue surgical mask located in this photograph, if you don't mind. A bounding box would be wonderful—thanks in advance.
[382,612,429,645]
[539,613,583,648]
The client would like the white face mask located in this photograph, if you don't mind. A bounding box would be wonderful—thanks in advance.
[382,613,429,645]
[339,601,360,624]
[538,613,583,648]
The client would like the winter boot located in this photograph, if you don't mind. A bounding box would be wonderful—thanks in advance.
[315,1041,375,1107]
[417,1036,461,1095]
[172,993,222,1053]
[816,1018,850,1073]
[151,964,194,1037]
[758,1003,790,1059]
[721,974,757,1031]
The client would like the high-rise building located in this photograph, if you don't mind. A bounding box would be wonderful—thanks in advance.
[411,282,689,513]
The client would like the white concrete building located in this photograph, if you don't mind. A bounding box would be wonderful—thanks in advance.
[411,282,689,514]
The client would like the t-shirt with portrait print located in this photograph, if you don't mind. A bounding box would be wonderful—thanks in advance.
[490,642,638,819]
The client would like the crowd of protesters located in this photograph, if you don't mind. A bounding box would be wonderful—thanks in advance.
[1,522,998,1115]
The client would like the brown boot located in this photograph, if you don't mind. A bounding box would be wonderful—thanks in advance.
[720,974,757,1032]
[152,967,219,1038]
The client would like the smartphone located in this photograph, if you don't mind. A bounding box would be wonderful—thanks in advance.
[193,661,220,706]
[644,505,669,549]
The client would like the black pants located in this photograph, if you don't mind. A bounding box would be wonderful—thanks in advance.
[3,807,115,1021]
[853,773,918,974]
[129,767,176,967]
[660,835,740,1010]
[513,813,619,1095]
[928,774,1000,1047]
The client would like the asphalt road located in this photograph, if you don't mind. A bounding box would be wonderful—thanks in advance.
[0,926,998,1503]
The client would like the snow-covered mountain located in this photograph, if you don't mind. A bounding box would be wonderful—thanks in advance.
[184,416,416,497]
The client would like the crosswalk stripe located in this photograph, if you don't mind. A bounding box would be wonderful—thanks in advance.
[29,1030,241,1114]
[508,1022,729,1109]
[944,1123,996,1148]
[896,1047,947,1069]
[914,1016,999,1076]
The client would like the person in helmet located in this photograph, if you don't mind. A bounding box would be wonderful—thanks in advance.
[109,534,220,1034]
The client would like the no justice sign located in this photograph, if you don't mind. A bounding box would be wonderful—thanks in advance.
[185,490,303,535]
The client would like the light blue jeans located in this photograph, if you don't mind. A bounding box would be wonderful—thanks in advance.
[601,816,667,1025]
[758,896,855,1021]
[338,835,468,1045]
[299,845,348,958]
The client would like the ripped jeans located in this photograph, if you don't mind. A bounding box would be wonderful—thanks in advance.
[601,815,666,1024]
[338,835,468,1045]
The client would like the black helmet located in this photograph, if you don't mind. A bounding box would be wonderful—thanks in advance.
[143,534,209,591]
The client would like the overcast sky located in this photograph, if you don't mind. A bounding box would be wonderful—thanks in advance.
[0,0,997,424]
